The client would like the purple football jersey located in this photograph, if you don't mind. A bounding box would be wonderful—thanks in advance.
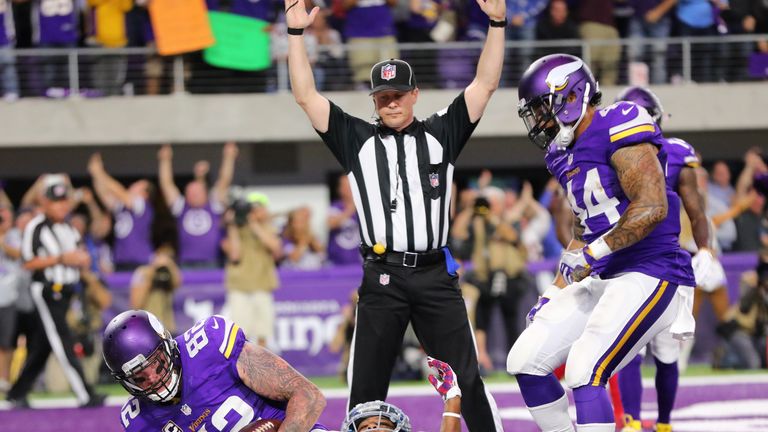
[172,198,223,265]
[663,136,700,192]
[34,0,79,45]
[545,101,695,286]
[112,198,154,266]
[327,200,362,265]
[207,0,274,19]
[230,0,274,20]
[344,0,395,38]
[119,316,328,432]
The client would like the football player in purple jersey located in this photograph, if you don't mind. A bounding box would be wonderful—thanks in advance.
[614,86,717,432]
[103,310,326,432]
[506,54,696,432]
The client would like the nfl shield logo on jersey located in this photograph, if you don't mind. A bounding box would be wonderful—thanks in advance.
[381,64,396,81]
[181,404,192,416]
[567,153,574,166]
[429,173,440,188]
[380,273,390,286]
[162,421,183,432]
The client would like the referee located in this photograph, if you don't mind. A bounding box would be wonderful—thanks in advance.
[6,176,105,408]
[285,0,506,430]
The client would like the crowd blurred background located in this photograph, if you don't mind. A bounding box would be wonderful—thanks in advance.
[0,139,766,398]
[1,0,768,100]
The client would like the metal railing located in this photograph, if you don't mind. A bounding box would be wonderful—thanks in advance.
[2,34,767,99]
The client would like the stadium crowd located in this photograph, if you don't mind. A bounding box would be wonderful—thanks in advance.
[2,0,768,99]
[0,139,766,405]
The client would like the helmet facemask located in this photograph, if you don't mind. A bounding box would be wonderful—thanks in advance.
[114,334,181,403]
[341,401,412,432]
[519,94,561,150]
[519,81,594,151]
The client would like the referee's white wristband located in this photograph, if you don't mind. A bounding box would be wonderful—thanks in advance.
[587,236,612,260]
[442,412,461,419]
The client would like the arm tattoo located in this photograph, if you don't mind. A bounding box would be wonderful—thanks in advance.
[606,144,668,252]
[572,218,586,243]
[678,166,710,250]
[236,342,326,432]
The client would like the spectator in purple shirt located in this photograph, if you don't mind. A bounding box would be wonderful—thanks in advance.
[31,0,80,95]
[627,0,676,83]
[158,142,238,268]
[327,175,362,265]
[342,0,400,89]
[0,0,20,101]
[89,153,165,271]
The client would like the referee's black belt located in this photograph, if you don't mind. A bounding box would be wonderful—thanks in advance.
[361,247,445,268]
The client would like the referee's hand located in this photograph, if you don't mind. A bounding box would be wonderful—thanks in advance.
[284,0,319,30]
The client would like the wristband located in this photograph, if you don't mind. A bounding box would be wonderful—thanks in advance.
[489,18,507,28]
[442,412,461,419]
[287,27,304,36]
[586,236,612,260]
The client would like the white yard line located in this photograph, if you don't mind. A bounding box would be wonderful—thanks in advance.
[1,373,766,409]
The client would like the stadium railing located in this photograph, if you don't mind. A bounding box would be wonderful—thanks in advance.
[6,34,768,98]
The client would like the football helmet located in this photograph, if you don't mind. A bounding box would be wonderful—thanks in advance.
[518,54,601,150]
[102,310,182,403]
[341,401,412,432]
[616,86,665,126]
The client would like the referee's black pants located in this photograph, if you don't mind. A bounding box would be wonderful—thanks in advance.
[348,257,503,431]
[8,282,95,405]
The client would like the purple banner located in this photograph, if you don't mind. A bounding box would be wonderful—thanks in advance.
[104,253,759,377]
[105,266,362,377]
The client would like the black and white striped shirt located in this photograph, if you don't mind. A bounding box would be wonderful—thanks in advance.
[318,92,478,253]
[22,214,82,285]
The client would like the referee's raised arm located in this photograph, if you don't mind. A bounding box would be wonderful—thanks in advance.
[285,0,331,133]
[464,0,507,123]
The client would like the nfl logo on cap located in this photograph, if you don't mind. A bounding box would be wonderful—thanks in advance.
[381,64,396,81]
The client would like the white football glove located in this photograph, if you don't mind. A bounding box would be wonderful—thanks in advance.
[559,248,594,284]
[691,248,716,286]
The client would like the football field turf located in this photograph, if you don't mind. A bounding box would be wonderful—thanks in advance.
[1,366,766,431]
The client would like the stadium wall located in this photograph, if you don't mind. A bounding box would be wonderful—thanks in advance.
[0,84,766,147]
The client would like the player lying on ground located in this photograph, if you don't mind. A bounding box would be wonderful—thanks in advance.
[102,310,327,432]
[341,357,463,432]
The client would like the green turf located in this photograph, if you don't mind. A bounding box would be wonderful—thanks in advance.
[24,364,767,401]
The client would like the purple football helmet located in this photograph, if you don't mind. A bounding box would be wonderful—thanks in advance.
[102,310,182,403]
[518,54,601,150]
[616,86,665,126]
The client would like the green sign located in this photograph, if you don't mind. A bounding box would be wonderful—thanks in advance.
[204,12,272,71]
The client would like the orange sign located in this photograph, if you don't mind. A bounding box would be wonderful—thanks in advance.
[149,0,215,56]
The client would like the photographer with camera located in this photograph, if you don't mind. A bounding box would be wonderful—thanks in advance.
[129,244,181,335]
[222,192,282,347]
[452,184,535,372]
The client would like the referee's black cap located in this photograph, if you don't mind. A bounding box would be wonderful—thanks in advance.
[369,59,417,95]
[44,177,71,201]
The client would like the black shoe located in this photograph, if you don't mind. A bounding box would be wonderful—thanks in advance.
[7,396,30,409]
[81,393,107,408]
